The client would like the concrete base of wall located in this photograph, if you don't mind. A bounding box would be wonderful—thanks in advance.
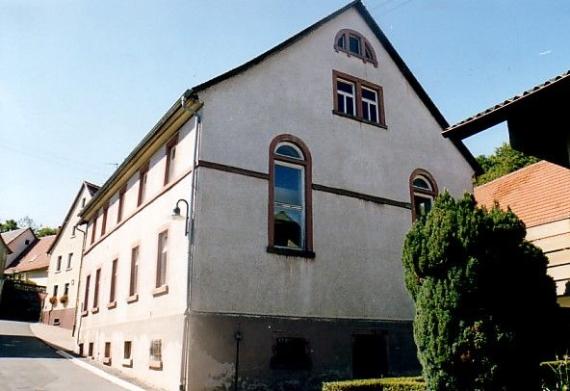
[187,312,419,391]
[41,307,76,329]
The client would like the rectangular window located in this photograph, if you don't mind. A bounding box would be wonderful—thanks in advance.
[105,342,111,358]
[336,78,356,117]
[361,86,379,124]
[156,231,168,288]
[129,246,139,296]
[124,341,132,359]
[93,269,101,309]
[137,164,149,207]
[150,339,162,363]
[274,162,305,249]
[110,259,118,303]
[348,34,362,55]
[53,285,58,297]
[67,253,73,269]
[83,275,91,312]
[64,283,69,296]
[117,186,126,223]
[88,342,94,358]
[270,337,311,370]
[79,343,84,356]
[90,217,97,245]
[56,256,62,272]
[333,70,385,127]
[164,135,178,185]
[101,205,108,236]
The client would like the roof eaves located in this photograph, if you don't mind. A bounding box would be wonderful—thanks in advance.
[80,89,196,220]
[443,70,570,139]
[47,181,99,254]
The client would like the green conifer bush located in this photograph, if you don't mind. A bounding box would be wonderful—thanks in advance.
[402,193,559,391]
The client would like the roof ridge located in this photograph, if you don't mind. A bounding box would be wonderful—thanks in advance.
[474,160,547,189]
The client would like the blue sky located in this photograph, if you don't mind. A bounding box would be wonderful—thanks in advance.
[1,0,569,227]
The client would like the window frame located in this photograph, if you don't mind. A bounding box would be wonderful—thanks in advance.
[90,216,97,245]
[66,253,73,270]
[129,245,139,299]
[409,169,438,222]
[101,204,108,236]
[164,133,179,186]
[82,274,91,314]
[93,268,101,312]
[332,70,386,128]
[268,135,314,258]
[334,29,378,67]
[56,256,62,272]
[137,163,149,207]
[117,185,126,223]
[155,230,168,289]
[109,259,118,305]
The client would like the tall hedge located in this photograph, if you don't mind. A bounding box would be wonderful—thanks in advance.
[402,193,559,391]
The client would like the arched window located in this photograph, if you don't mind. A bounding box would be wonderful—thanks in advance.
[268,135,313,256]
[334,29,378,67]
[410,169,438,221]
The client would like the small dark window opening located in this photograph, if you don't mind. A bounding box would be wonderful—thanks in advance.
[25,239,30,245]
[79,343,84,356]
[348,34,361,54]
[352,333,389,379]
[105,342,111,358]
[124,341,132,359]
[88,342,94,357]
[270,337,312,370]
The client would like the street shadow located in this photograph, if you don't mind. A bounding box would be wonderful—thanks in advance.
[0,334,63,358]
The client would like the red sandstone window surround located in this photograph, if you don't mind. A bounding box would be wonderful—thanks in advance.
[334,29,378,67]
[409,169,438,221]
[332,70,386,128]
[164,133,179,185]
[267,134,314,258]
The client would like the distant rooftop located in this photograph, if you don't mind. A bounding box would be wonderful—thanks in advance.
[0,227,29,245]
[4,235,56,274]
[474,161,570,228]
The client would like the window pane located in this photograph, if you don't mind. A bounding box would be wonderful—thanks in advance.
[346,97,354,116]
[337,94,345,113]
[274,207,303,249]
[414,195,433,217]
[275,164,302,206]
[362,101,370,121]
[362,88,377,101]
[337,35,345,49]
[370,105,378,123]
[337,80,354,94]
[276,144,302,159]
[413,178,431,190]
[349,35,361,54]
[364,44,373,60]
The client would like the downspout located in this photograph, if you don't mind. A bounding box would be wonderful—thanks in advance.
[179,94,202,391]
[72,223,88,346]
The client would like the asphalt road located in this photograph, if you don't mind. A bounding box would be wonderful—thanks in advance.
[0,320,125,390]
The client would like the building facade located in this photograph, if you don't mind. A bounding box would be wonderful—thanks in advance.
[76,2,476,390]
[474,161,570,306]
[4,235,55,286]
[42,181,99,329]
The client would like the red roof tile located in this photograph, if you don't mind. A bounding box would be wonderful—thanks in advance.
[474,161,570,227]
[5,235,56,273]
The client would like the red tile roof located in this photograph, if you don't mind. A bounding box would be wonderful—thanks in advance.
[4,235,56,273]
[474,161,570,227]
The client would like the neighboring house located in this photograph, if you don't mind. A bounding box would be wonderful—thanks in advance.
[474,161,570,306]
[443,70,570,168]
[1,227,37,269]
[4,235,56,286]
[42,181,99,329]
[0,234,12,302]
[76,1,476,390]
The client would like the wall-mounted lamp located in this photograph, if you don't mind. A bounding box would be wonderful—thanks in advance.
[172,199,190,236]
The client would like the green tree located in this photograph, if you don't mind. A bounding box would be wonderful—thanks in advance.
[475,143,539,185]
[35,227,58,237]
[402,193,559,391]
[0,219,19,233]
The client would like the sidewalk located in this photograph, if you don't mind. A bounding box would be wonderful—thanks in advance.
[29,321,77,353]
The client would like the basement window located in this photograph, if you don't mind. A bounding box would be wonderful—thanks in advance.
[270,337,312,371]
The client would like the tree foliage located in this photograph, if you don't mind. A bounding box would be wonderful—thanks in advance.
[36,227,57,237]
[0,219,19,233]
[475,143,539,185]
[402,193,559,391]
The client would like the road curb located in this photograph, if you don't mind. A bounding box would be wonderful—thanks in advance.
[56,350,147,391]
